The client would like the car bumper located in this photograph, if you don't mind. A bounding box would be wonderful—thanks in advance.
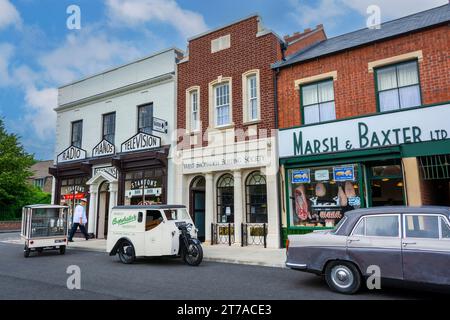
[285,262,307,270]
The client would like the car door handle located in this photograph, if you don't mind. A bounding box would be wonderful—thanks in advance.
[348,238,360,243]
[402,242,416,247]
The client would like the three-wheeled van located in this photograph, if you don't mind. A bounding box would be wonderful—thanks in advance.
[107,205,203,266]
[21,205,69,257]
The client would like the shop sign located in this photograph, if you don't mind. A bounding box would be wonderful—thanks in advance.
[62,193,86,200]
[121,132,161,153]
[292,169,310,183]
[130,179,159,190]
[153,117,168,134]
[279,104,450,158]
[92,139,115,157]
[57,146,87,163]
[67,185,85,193]
[126,188,162,198]
[314,170,329,181]
[333,166,355,181]
[94,166,118,179]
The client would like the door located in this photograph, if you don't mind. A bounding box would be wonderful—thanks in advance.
[347,214,403,280]
[193,191,205,242]
[402,214,450,286]
[144,210,164,256]
[97,182,110,239]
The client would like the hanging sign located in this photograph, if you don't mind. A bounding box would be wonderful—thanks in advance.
[121,132,161,153]
[153,117,168,134]
[92,139,115,157]
[292,169,310,184]
[57,146,87,164]
[333,166,355,181]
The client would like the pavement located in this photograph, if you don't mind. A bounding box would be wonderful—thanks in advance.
[67,238,287,268]
[0,236,444,300]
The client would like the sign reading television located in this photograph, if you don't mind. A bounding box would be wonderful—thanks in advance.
[121,132,161,153]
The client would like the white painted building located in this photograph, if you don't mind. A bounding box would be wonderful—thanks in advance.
[50,48,183,238]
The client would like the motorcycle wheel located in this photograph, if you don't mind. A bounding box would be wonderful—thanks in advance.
[118,240,136,264]
[183,242,203,266]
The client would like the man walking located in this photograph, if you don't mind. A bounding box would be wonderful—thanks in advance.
[68,198,90,242]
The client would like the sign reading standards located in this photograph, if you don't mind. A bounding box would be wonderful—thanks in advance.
[57,145,87,164]
[121,132,161,153]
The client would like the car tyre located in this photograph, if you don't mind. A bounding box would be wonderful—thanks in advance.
[118,240,136,264]
[183,242,203,266]
[325,261,361,294]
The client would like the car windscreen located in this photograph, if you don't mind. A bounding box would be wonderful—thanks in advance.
[164,209,190,221]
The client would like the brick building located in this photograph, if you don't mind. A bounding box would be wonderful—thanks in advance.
[273,5,450,242]
[29,160,53,194]
[174,15,285,247]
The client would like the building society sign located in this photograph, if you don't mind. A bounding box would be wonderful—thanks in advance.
[121,132,161,153]
[278,104,450,158]
[57,146,87,163]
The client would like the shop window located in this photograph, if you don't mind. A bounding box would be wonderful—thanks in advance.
[217,174,234,223]
[245,172,267,223]
[368,162,404,207]
[124,170,164,205]
[138,103,153,134]
[376,60,421,112]
[405,215,439,239]
[300,79,336,125]
[71,120,83,148]
[102,112,116,144]
[288,165,361,228]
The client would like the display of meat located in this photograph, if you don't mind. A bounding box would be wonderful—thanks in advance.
[345,181,356,198]
[315,183,326,197]
[294,185,310,221]
[338,186,348,207]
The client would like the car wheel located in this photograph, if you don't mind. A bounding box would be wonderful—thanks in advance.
[325,261,361,294]
[183,242,203,266]
[118,240,136,264]
[24,245,31,258]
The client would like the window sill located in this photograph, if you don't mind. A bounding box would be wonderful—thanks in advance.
[186,130,201,136]
[214,123,235,130]
[243,119,261,126]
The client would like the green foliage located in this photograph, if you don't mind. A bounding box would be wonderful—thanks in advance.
[0,118,49,221]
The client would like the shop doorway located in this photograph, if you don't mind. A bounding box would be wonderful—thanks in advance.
[366,161,405,207]
[419,155,450,206]
[190,176,205,242]
[96,181,110,239]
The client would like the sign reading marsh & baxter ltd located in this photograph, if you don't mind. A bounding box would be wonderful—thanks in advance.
[278,104,450,158]
[92,139,115,157]
[121,132,161,153]
[57,146,87,163]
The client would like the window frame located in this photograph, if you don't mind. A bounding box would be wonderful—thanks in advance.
[299,78,336,125]
[242,70,261,124]
[102,112,116,144]
[71,120,83,148]
[374,59,422,113]
[137,103,153,134]
[216,173,234,223]
[190,89,200,132]
[403,213,450,240]
[214,82,231,127]
[350,214,401,238]
[245,171,267,223]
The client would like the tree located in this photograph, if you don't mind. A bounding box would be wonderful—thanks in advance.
[0,118,36,220]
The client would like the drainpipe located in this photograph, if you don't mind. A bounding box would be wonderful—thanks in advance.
[273,66,284,248]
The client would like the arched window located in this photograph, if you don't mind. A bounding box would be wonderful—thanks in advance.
[217,174,234,223]
[245,171,267,223]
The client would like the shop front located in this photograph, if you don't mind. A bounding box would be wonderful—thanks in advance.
[279,102,450,242]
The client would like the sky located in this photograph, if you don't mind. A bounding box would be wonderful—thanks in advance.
[0,0,447,160]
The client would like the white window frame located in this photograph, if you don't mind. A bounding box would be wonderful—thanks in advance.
[242,70,261,124]
[208,77,233,129]
[185,86,201,133]
[350,214,401,239]
[403,213,450,241]
[211,34,231,53]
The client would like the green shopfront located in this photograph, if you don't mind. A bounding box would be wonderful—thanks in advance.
[278,102,450,244]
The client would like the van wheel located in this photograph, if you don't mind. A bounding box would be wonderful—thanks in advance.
[325,261,361,294]
[24,246,31,258]
[59,246,66,255]
[118,240,136,264]
[183,242,203,266]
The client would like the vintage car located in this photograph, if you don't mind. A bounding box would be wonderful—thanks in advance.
[107,205,203,266]
[286,206,450,294]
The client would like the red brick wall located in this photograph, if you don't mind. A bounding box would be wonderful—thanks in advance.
[277,25,450,129]
[285,29,326,57]
[177,16,283,149]
[0,221,21,231]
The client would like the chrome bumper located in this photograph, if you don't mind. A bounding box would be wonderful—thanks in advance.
[285,262,307,269]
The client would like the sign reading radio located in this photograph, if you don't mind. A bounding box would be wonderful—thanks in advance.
[278,104,450,158]
[121,132,161,153]
[57,146,87,164]
[92,139,115,157]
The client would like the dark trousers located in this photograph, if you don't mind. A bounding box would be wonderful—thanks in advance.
[68,223,89,240]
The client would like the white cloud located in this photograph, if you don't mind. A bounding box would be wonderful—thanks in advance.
[0,43,14,85]
[39,29,143,85]
[105,0,208,38]
[23,86,58,139]
[0,0,21,30]
[289,0,447,28]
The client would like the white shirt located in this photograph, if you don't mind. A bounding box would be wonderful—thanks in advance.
[73,204,87,224]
